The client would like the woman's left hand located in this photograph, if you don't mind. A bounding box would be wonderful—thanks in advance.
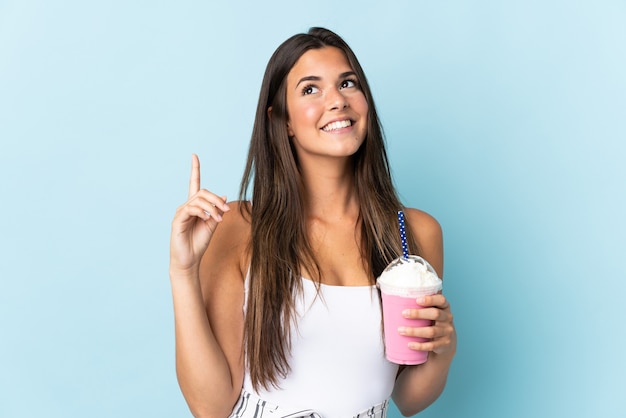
[399,294,456,356]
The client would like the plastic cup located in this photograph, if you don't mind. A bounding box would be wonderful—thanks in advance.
[377,256,442,365]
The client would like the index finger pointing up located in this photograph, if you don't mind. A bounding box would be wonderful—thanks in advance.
[188,154,201,198]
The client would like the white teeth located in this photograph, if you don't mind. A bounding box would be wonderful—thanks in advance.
[322,120,352,132]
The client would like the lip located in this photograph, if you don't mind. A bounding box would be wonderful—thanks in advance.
[320,118,354,132]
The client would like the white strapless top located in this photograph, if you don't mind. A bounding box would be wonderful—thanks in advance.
[242,274,398,417]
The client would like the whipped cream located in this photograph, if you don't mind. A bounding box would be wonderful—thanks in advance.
[377,256,442,296]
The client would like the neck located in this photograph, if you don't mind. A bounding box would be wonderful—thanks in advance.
[299,157,359,221]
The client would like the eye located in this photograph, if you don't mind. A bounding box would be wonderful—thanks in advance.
[302,84,319,95]
[340,79,358,89]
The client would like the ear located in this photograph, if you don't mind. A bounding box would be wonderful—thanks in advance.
[269,106,295,137]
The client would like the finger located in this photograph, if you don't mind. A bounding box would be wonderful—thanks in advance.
[408,340,439,352]
[402,307,451,322]
[188,154,201,198]
[184,204,220,223]
[192,191,230,215]
[220,195,230,212]
[174,202,213,223]
[417,294,449,309]
[408,330,454,353]
[202,205,221,222]
[398,324,436,339]
[186,199,222,222]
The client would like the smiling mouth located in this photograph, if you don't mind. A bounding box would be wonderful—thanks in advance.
[321,119,353,132]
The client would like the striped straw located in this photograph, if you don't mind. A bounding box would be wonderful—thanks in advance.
[397,210,409,259]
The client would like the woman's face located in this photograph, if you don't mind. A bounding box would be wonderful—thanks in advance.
[284,47,368,164]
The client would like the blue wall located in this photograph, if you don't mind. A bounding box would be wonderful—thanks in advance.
[1,1,624,417]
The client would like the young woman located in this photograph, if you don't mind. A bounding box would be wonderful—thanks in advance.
[169,27,456,418]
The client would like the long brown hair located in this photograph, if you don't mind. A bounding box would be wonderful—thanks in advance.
[238,27,419,391]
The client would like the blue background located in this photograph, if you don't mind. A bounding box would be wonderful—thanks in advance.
[1,1,624,417]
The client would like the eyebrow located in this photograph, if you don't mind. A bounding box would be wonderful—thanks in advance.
[295,71,357,89]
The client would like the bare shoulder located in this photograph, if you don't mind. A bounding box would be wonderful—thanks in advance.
[197,201,251,391]
[404,208,444,278]
[404,208,442,245]
[201,200,251,281]
[199,199,251,308]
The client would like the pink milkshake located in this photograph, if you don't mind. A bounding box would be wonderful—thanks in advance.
[377,255,442,365]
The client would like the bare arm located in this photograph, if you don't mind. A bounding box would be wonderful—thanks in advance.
[391,208,457,416]
[170,155,246,417]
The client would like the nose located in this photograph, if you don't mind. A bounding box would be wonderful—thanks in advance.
[326,87,349,110]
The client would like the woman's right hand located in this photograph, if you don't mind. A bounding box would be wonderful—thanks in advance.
[169,154,230,276]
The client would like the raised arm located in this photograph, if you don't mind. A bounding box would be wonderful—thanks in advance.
[169,154,247,417]
[391,208,457,416]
